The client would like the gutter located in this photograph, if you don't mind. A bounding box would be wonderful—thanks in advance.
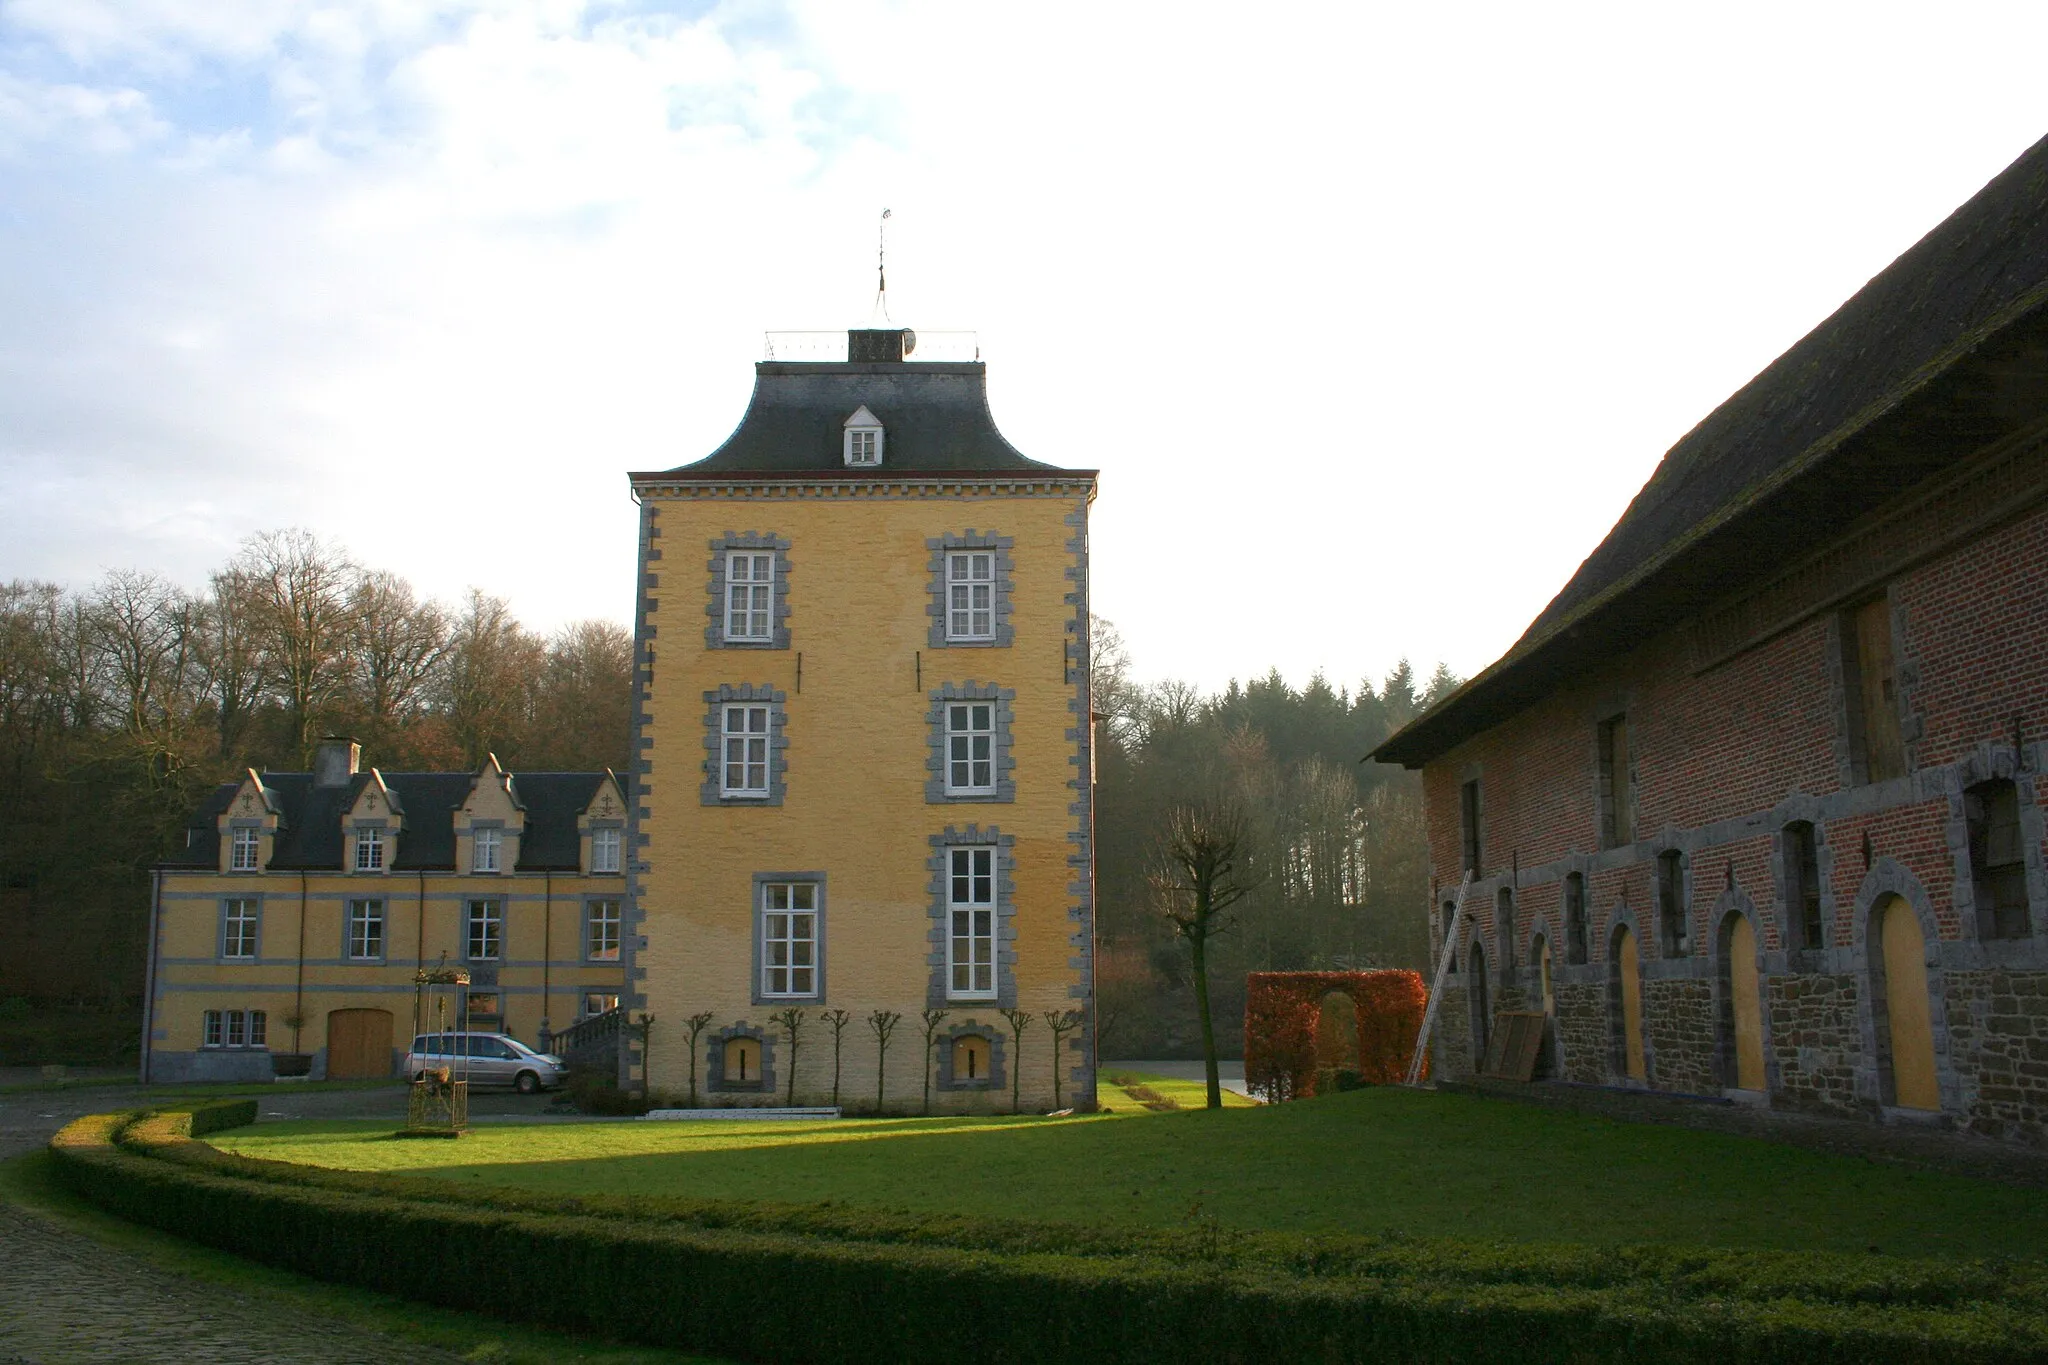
[139,868,163,1084]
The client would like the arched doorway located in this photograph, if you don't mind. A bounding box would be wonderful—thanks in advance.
[1719,912,1765,1091]
[1874,894,1938,1110]
[1315,991,1359,1070]
[326,1008,394,1080]
[1610,926,1645,1082]
[1468,942,1491,1067]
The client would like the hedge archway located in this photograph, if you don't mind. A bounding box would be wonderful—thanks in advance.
[1244,970,1426,1102]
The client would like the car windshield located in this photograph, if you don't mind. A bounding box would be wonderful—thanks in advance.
[507,1038,538,1056]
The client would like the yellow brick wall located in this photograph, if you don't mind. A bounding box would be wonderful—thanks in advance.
[149,869,626,1074]
[633,486,1093,1111]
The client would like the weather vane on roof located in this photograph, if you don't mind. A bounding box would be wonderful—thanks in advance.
[873,208,893,324]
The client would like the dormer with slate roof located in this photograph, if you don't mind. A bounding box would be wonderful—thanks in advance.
[577,770,628,876]
[842,404,884,467]
[216,770,284,875]
[343,769,404,875]
[453,754,525,876]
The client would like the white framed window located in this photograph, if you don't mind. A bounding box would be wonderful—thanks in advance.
[221,898,259,960]
[226,1009,247,1047]
[725,552,774,641]
[947,847,996,1000]
[201,1008,266,1049]
[203,1010,223,1047]
[843,406,884,466]
[723,705,771,796]
[760,881,819,998]
[346,899,384,960]
[466,899,502,961]
[248,1009,267,1047]
[354,829,385,872]
[230,826,261,872]
[472,826,501,873]
[587,898,621,962]
[946,702,996,794]
[946,551,996,641]
[591,826,621,874]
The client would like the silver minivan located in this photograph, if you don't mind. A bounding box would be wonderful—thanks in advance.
[404,1031,565,1093]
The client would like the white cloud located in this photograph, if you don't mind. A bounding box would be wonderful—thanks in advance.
[2,1,2046,695]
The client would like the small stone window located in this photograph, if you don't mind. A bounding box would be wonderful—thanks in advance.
[1563,872,1588,965]
[1495,887,1517,981]
[1460,780,1482,876]
[1784,821,1823,949]
[843,405,884,466]
[724,1036,760,1084]
[953,1033,991,1082]
[1657,850,1689,957]
[1967,779,2030,939]
[1597,714,1634,848]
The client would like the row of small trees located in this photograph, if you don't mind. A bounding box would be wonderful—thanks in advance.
[656,1007,1087,1115]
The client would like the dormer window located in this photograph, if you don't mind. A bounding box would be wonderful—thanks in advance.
[230,827,261,872]
[843,406,884,466]
[354,829,385,872]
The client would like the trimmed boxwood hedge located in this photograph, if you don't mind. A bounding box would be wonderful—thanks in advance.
[49,1111,2048,1364]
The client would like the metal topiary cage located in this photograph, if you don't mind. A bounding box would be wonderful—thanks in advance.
[406,959,471,1134]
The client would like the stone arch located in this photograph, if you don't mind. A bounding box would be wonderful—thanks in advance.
[1605,906,1648,1084]
[1712,886,1771,1093]
[1850,858,1956,1113]
[1526,914,1558,1014]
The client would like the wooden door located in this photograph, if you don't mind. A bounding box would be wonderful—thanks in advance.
[327,1008,394,1080]
[1878,896,1939,1110]
[1729,916,1765,1090]
[1616,927,1646,1081]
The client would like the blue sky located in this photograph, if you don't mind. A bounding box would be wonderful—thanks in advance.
[4,1,2048,694]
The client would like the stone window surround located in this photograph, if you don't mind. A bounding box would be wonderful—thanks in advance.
[1946,745,2046,949]
[926,682,1017,803]
[218,896,261,962]
[705,532,793,650]
[1772,803,1836,965]
[1825,598,1924,791]
[751,870,826,1006]
[926,532,1015,649]
[927,825,1018,1008]
[583,894,623,964]
[936,1020,1006,1091]
[1592,706,1638,851]
[342,897,386,963]
[701,683,790,806]
[707,1021,776,1094]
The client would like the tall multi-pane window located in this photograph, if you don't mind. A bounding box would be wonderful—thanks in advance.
[591,826,622,874]
[1563,872,1588,965]
[247,1010,267,1047]
[723,705,770,796]
[760,882,818,998]
[472,826,502,873]
[948,846,996,1000]
[946,551,996,641]
[203,1009,265,1048]
[1967,780,2030,939]
[725,552,774,641]
[203,1010,224,1047]
[1785,822,1823,949]
[947,702,995,794]
[346,899,385,960]
[587,899,622,962]
[226,1010,248,1047]
[230,827,261,871]
[222,898,259,959]
[466,899,502,961]
[354,829,385,871]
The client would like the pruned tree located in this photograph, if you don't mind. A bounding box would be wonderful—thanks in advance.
[822,1008,852,1109]
[682,1011,714,1108]
[867,1009,901,1114]
[770,1006,806,1106]
[1154,796,1257,1109]
[1042,1008,1082,1110]
[919,1007,948,1115]
[999,1007,1032,1115]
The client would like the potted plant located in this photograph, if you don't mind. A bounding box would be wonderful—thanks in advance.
[272,1011,313,1078]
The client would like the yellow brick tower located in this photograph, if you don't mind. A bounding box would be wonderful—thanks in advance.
[625,327,1098,1111]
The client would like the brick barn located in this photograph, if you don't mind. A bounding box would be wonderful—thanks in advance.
[1371,134,2048,1141]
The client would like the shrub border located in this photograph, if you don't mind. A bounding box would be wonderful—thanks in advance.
[46,1109,2048,1364]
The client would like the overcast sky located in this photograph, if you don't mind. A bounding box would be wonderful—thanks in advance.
[3,2,2046,697]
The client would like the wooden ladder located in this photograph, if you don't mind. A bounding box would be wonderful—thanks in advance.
[1404,872,1474,1086]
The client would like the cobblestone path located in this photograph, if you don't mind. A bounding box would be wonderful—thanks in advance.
[0,1086,458,1364]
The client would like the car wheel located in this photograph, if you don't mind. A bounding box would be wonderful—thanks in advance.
[515,1070,540,1095]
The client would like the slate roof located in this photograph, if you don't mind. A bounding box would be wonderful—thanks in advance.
[1374,131,2048,768]
[632,358,1093,479]
[166,770,614,873]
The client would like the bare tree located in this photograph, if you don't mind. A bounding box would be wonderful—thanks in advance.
[1154,797,1257,1109]
[345,569,449,744]
[234,529,357,763]
[439,590,543,768]
[194,569,266,761]
[87,570,199,779]
[527,619,632,771]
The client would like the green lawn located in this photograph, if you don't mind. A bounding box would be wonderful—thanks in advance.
[212,1085,2048,1261]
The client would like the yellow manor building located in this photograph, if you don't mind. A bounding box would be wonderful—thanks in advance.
[145,739,628,1082]
[625,327,1099,1110]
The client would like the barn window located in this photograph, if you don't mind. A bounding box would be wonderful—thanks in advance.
[1784,821,1823,949]
[1597,715,1634,848]
[1657,850,1689,957]
[1563,872,1588,965]
[1967,780,2030,939]
[1841,597,1906,783]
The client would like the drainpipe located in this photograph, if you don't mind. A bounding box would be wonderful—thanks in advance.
[293,870,308,1053]
[541,870,553,1050]
[140,868,163,1084]
[413,868,427,1045]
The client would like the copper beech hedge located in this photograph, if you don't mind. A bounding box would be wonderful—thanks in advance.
[1243,970,1427,1101]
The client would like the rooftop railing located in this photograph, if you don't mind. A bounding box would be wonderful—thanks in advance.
[762,330,982,362]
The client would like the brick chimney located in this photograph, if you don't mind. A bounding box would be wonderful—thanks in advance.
[314,737,360,788]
